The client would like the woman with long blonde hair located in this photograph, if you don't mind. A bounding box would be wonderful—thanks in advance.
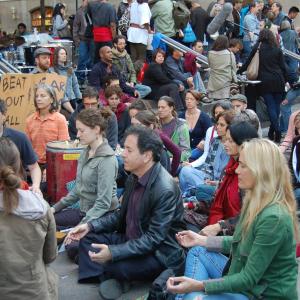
[167,139,299,300]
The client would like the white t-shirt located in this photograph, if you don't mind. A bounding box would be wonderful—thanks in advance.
[127,1,151,45]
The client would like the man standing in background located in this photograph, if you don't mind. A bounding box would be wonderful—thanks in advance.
[73,0,93,85]
[87,0,117,64]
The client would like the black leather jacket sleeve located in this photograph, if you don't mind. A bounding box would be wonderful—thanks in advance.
[89,209,121,233]
[108,187,180,262]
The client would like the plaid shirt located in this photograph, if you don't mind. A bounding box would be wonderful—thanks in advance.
[197,137,229,181]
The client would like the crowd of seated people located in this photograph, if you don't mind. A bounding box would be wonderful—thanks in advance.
[1,1,300,299]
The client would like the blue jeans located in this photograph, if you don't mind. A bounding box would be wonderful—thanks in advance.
[177,246,249,300]
[280,88,300,132]
[135,84,151,99]
[263,92,284,133]
[242,41,252,63]
[195,184,216,202]
[190,148,204,161]
[284,56,299,85]
[179,166,207,193]
[294,188,300,208]
[76,40,94,83]
[194,71,206,94]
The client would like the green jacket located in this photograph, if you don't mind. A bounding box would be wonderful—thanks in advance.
[112,48,137,83]
[53,139,119,223]
[151,0,176,38]
[205,204,298,299]
[171,118,191,162]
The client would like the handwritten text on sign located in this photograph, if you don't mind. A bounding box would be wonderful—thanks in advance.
[0,73,67,131]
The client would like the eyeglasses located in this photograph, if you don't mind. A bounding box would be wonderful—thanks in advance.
[83,102,98,108]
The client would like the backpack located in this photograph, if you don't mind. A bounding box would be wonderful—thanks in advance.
[182,22,196,43]
[173,0,190,30]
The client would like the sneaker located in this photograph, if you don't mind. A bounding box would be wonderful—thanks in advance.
[98,279,130,300]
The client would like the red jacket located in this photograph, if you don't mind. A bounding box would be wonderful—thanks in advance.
[208,157,241,225]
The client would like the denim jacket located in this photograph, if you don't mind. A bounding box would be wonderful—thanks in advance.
[54,64,82,104]
[243,13,259,45]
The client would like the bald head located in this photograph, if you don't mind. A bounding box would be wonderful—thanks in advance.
[99,46,112,63]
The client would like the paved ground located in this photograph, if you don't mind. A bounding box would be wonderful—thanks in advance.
[51,251,300,300]
[51,251,151,300]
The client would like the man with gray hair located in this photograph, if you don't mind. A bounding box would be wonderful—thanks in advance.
[230,94,262,136]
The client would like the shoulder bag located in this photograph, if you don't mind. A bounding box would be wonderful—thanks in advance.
[246,43,261,80]
[58,24,72,39]
[229,50,240,96]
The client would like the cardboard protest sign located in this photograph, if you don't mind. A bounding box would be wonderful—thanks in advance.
[0,73,67,131]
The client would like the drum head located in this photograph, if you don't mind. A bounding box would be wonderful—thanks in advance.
[47,140,85,150]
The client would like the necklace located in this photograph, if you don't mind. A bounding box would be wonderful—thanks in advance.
[186,109,200,117]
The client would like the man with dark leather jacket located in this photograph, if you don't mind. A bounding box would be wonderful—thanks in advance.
[65,125,185,298]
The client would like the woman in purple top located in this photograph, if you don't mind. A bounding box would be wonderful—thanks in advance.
[131,110,181,176]
[179,90,212,161]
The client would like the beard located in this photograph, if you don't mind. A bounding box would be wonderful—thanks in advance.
[39,63,50,71]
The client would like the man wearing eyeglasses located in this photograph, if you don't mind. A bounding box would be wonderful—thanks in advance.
[68,86,118,150]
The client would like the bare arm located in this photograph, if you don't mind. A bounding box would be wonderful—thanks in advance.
[28,162,42,192]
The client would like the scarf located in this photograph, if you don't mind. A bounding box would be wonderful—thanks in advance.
[115,102,127,121]
[208,157,240,225]
[112,47,128,58]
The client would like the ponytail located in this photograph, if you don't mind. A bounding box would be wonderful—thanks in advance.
[0,166,21,214]
[99,106,113,120]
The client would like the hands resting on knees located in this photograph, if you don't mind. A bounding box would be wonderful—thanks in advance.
[167,230,208,295]
[63,223,112,263]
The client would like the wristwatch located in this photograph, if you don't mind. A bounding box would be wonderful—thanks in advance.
[218,220,227,235]
[218,220,226,229]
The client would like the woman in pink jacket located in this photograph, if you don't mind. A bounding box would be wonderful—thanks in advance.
[280,110,300,153]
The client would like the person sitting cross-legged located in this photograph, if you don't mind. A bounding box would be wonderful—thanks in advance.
[142,48,185,110]
[89,46,139,98]
[112,35,151,99]
[167,139,299,300]
[64,126,186,299]
[164,47,206,100]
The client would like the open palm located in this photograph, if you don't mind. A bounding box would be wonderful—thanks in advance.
[176,230,206,248]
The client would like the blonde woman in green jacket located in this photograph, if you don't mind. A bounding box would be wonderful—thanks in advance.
[158,96,191,162]
[167,139,299,300]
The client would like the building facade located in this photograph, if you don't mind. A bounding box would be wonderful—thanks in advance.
[0,0,299,34]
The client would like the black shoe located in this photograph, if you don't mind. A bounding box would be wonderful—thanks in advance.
[275,131,281,143]
[268,129,274,141]
[98,279,130,300]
